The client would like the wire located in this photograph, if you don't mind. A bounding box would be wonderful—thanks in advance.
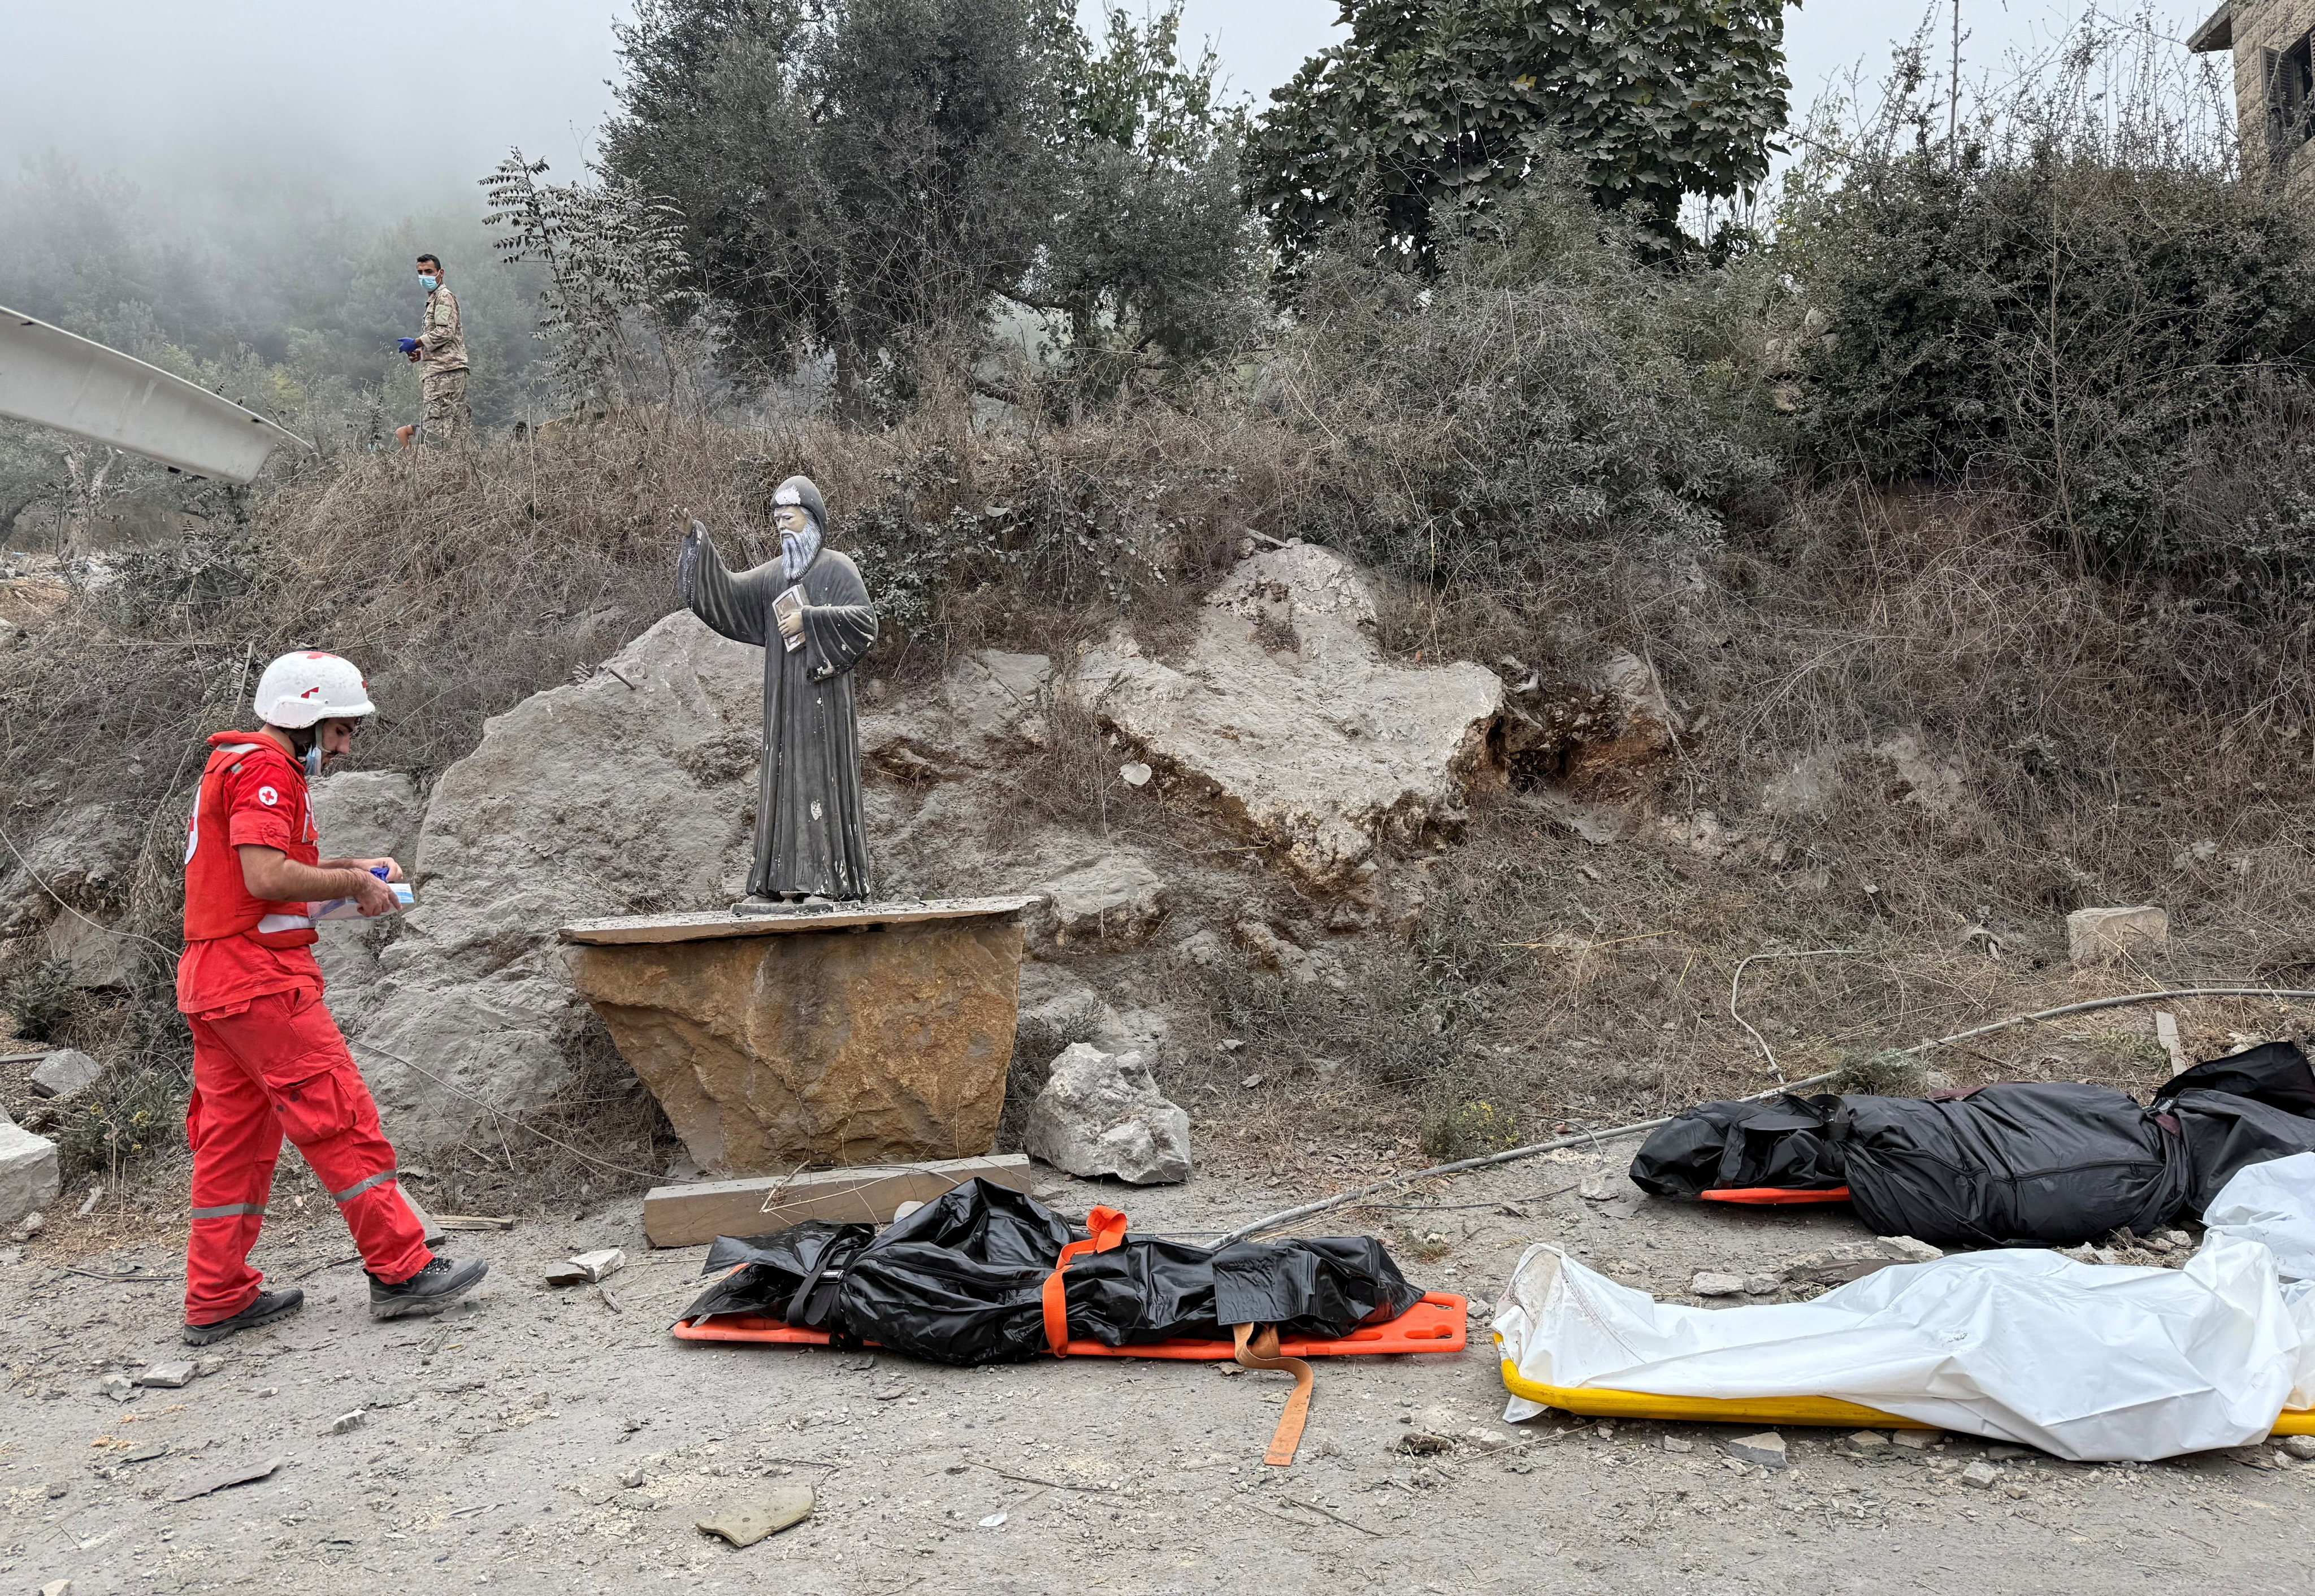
[1729,948,1865,1082]
[351,1039,667,1183]
[1207,982,2315,1249]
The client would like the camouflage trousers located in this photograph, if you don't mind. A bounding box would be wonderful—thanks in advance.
[418,368,471,447]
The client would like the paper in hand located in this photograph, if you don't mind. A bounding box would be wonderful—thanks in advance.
[774,586,807,652]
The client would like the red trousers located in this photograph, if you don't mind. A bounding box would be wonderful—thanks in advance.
[182,984,430,1325]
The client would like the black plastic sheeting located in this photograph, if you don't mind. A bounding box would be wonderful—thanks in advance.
[1630,1042,2315,1247]
[678,1179,1424,1365]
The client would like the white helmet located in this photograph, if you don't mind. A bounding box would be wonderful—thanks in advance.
[254,650,376,728]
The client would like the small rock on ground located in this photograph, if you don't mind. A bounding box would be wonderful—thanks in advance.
[2282,1435,2315,1461]
[1692,1271,1746,1297]
[137,1361,195,1389]
[1958,1461,2003,1489]
[1892,1430,1940,1450]
[1721,1432,1787,1469]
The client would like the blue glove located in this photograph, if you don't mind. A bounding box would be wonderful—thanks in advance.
[396,337,419,354]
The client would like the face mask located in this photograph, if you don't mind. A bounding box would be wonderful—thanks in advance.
[303,742,324,779]
[419,275,438,291]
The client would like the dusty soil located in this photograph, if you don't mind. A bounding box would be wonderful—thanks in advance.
[5,1152,2312,1596]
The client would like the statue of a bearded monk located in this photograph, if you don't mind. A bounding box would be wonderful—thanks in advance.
[678,475,878,909]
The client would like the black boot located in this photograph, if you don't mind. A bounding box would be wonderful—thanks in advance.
[183,1287,305,1346]
[368,1255,488,1320]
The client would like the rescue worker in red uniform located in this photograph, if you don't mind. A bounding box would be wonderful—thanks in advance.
[177,650,487,1345]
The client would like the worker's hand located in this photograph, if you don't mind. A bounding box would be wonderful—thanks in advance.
[406,350,422,363]
[348,869,399,918]
[348,856,404,883]
[777,604,805,641]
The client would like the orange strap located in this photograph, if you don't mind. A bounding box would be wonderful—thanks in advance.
[1233,1323,1315,1467]
[1040,1206,1127,1357]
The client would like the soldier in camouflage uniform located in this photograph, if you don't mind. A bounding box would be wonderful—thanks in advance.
[397,253,470,449]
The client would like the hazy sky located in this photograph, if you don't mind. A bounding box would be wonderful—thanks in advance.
[0,1,2228,209]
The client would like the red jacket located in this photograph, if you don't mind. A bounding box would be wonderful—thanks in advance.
[177,732,324,1013]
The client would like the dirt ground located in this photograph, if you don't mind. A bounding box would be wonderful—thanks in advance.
[5,1150,2313,1596]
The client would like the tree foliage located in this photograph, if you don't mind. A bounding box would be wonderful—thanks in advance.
[600,0,1252,411]
[482,151,695,412]
[1247,0,1794,267]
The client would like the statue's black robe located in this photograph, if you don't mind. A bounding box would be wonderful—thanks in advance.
[679,527,879,900]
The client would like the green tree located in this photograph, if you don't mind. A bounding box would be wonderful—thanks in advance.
[600,0,1252,412]
[1246,0,1795,268]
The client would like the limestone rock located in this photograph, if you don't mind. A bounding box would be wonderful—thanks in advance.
[569,910,1025,1173]
[1691,1271,1745,1298]
[29,1048,99,1099]
[347,613,764,1151]
[308,770,426,1023]
[2067,905,2167,968]
[0,1120,61,1231]
[1033,852,1168,948]
[1025,1042,1191,1184]
[1068,545,1502,890]
[0,802,138,934]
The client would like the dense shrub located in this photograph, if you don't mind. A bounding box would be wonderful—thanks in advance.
[1780,47,2315,594]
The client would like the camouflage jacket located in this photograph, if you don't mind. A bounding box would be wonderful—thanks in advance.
[418,287,469,375]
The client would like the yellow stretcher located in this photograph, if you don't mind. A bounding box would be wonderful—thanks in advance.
[1495,1342,2315,1437]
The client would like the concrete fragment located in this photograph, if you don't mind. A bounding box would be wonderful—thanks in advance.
[1742,1274,1780,1295]
[1460,1427,1518,1455]
[41,1580,71,1596]
[696,1485,814,1547]
[618,1465,646,1489]
[1891,1430,1939,1450]
[1958,1461,2002,1489]
[1659,1435,1694,1454]
[98,1373,134,1400]
[0,1119,62,1231]
[1691,1271,1746,1298]
[545,1248,626,1286]
[2066,905,2167,968]
[2281,1434,2315,1461]
[1023,1043,1191,1184]
[137,1361,196,1389]
[567,900,1028,1172]
[1720,1432,1787,1469]
[1844,1431,1891,1453]
[166,1457,287,1502]
[330,1409,367,1434]
[29,1048,99,1098]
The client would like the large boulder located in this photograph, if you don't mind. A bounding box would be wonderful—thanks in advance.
[1067,544,1502,890]
[0,801,138,936]
[348,613,761,1151]
[309,770,425,1022]
[1031,851,1168,949]
[0,1113,60,1230]
[1024,1042,1191,1184]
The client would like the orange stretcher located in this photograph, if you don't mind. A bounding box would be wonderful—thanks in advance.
[1699,1186,1853,1205]
[674,1288,1469,1359]
[1495,1338,2315,1436]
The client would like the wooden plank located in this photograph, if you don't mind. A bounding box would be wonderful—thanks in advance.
[643,1154,1034,1247]
[560,896,1034,947]
[2155,1010,2191,1077]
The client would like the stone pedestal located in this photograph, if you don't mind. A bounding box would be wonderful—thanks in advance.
[561,897,1031,1174]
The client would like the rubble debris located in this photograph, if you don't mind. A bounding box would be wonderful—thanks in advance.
[1721,1433,1788,1469]
[29,1048,100,1098]
[1398,1432,1454,1456]
[1691,1271,1745,1297]
[330,1409,367,1434]
[164,1456,285,1502]
[2281,1435,2315,1461]
[1659,1435,1694,1454]
[41,1580,71,1596]
[98,1373,134,1401]
[136,1361,196,1389]
[1741,1274,1780,1295]
[697,1486,816,1547]
[1844,1431,1890,1453]
[1892,1430,1939,1450]
[1958,1461,2003,1489]
[545,1248,627,1286]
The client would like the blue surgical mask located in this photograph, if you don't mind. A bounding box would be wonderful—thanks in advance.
[304,743,324,779]
[419,275,438,291]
